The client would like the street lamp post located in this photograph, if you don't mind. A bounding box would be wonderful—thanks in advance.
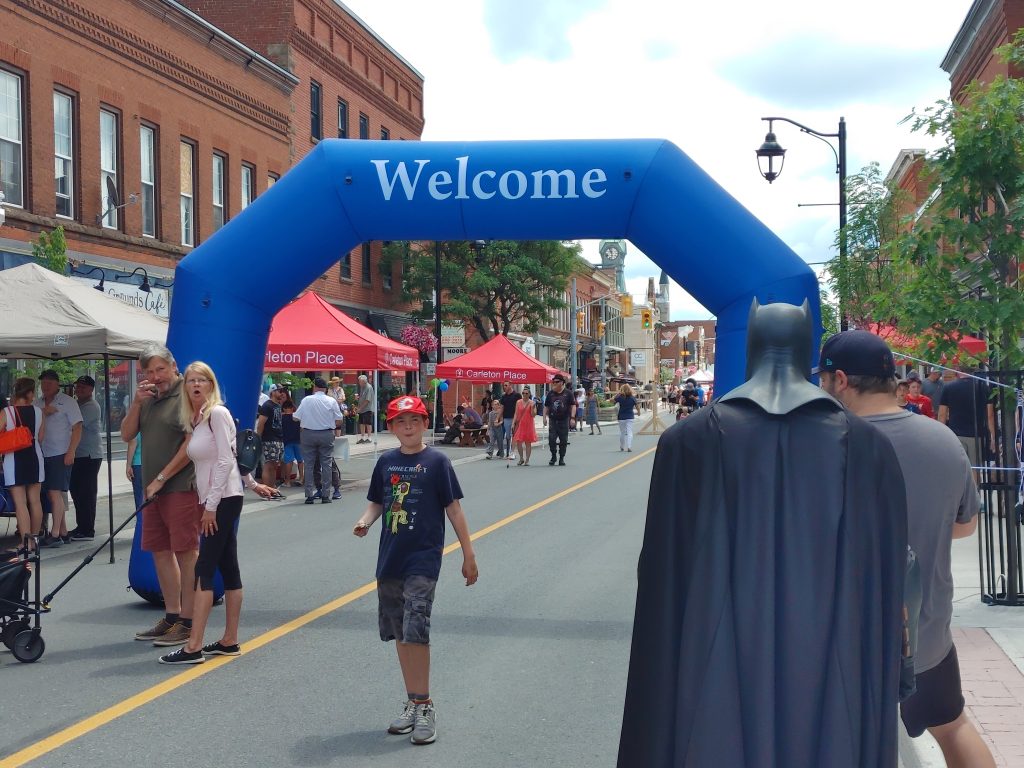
[756,115,848,331]
[434,240,443,366]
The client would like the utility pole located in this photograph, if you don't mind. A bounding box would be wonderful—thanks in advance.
[599,299,607,392]
[569,277,578,388]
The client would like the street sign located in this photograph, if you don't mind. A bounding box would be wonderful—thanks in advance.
[421,363,436,377]
[631,351,647,366]
[444,346,469,356]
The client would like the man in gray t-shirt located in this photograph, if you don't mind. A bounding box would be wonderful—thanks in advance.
[819,330,992,766]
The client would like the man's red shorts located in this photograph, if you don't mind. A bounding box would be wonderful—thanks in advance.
[141,490,201,553]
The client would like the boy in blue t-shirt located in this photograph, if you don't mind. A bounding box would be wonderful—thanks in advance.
[353,395,479,746]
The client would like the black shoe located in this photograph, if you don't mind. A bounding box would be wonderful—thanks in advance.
[60,535,72,545]
[304,497,315,505]
[202,641,241,656]
[549,457,556,466]
[158,647,204,665]
[558,459,566,466]
[321,497,332,504]
[69,530,94,541]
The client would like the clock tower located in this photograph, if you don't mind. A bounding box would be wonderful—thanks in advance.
[598,239,627,292]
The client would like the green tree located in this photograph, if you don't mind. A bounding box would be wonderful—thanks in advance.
[819,286,839,341]
[32,225,68,275]
[883,32,1024,371]
[380,240,580,340]
[827,162,910,329]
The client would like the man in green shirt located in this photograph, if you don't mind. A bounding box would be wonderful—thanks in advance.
[120,342,200,649]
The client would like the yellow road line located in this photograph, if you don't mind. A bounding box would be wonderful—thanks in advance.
[0,447,654,767]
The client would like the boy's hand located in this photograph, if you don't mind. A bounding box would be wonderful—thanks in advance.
[462,555,479,586]
[353,521,370,537]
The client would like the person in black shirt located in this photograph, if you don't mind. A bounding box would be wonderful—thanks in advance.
[543,374,577,466]
[938,372,996,479]
[498,383,521,459]
[256,385,287,490]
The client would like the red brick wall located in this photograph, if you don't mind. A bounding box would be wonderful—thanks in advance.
[1,0,292,274]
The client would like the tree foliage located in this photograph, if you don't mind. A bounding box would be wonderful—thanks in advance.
[830,33,1024,370]
[380,240,580,340]
[32,225,68,275]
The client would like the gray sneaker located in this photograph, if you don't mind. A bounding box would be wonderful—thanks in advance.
[387,700,417,734]
[411,702,436,745]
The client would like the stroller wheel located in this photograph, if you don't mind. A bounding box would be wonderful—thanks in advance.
[11,629,44,663]
[2,619,30,650]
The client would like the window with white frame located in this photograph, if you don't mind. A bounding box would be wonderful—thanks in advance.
[212,153,226,231]
[0,69,23,207]
[241,163,254,209]
[53,92,74,219]
[99,109,119,229]
[180,140,195,246]
[139,125,157,237]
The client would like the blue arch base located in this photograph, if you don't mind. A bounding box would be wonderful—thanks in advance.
[135,138,820,602]
[128,508,225,605]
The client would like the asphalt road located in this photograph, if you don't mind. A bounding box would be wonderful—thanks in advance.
[0,426,656,767]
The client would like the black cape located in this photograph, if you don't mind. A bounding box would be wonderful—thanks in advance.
[617,398,907,767]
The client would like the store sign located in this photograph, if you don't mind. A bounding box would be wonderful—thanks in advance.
[631,351,647,366]
[444,347,469,356]
[421,363,437,377]
[72,276,170,318]
[440,323,465,347]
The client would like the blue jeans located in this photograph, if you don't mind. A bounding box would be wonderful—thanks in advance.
[501,417,514,456]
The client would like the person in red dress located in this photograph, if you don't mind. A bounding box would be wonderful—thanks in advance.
[511,387,538,466]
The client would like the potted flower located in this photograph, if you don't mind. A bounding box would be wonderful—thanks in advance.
[400,325,438,359]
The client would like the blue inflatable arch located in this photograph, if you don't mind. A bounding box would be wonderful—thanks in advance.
[168,138,820,418]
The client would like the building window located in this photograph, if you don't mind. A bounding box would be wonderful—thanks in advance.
[337,99,348,138]
[53,91,75,219]
[212,153,226,232]
[310,80,322,140]
[241,163,254,209]
[358,113,369,140]
[100,109,120,229]
[339,249,351,280]
[139,124,157,237]
[0,69,23,207]
[179,140,195,246]
[380,127,390,141]
[362,243,372,286]
[267,172,279,189]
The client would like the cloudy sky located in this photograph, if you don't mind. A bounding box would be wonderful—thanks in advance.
[341,0,974,320]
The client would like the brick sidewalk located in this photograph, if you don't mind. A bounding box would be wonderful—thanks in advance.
[955,627,1024,766]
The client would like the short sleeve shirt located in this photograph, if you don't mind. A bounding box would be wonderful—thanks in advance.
[40,391,83,458]
[367,446,463,580]
[499,392,521,419]
[258,399,283,442]
[139,378,195,492]
[75,397,103,459]
[357,383,374,414]
[544,389,575,421]
[939,377,991,437]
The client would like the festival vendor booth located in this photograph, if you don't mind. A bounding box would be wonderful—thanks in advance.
[0,262,170,598]
[263,291,420,452]
[866,323,987,363]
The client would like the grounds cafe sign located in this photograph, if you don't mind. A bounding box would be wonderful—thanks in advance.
[72,276,169,318]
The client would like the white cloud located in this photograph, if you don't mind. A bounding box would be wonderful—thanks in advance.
[342,0,973,320]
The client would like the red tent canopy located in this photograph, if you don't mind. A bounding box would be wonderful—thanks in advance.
[264,292,419,371]
[866,323,987,356]
[436,335,564,384]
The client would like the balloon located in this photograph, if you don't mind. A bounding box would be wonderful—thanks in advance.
[430,378,439,387]
[439,381,449,391]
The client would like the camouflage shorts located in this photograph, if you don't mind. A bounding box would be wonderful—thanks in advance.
[261,440,284,464]
[377,575,437,645]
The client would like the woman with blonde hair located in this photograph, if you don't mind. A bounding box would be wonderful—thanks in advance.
[158,362,273,665]
[511,386,538,466]
[614,383,638,452]
[1,377,45,546]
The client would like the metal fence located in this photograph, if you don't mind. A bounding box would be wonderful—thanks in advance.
[977,369,1024,606]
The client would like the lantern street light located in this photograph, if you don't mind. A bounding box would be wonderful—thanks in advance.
[756,115,848,331]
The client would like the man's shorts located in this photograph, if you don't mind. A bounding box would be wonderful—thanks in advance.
[262,440,284,464]
[141,490,202,553]
[377,575,437,645]
[283,444,303,464]
[359,411,374,426]
[42,456,72,492]
[901,644,965,737]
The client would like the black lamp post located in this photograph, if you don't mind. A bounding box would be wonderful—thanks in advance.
[756,116,848,331]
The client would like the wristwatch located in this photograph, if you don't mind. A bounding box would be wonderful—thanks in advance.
[156,472,166,482]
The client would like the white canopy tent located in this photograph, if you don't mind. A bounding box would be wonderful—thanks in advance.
[0,262,169,560]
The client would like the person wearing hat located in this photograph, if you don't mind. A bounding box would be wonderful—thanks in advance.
[68,375,103,541]
[542,374,576,466]
[292,377,344,504]
[353,395,478,745]
[38,369,83,546]
[818,330,992,766]
[256,384,289,494]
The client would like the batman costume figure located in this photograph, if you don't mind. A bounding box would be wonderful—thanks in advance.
[617,301,907,767]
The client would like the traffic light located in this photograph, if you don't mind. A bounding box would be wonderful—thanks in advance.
[576,310,585,328]
[621,295,633,316]
[597,321,606,337]
[640,308,653,329]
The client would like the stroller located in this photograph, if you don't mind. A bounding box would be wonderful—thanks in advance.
[0,540,46,663]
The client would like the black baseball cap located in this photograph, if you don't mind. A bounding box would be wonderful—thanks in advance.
[552,373,567,383]
[818,330,896,379]
[74,375,95,387]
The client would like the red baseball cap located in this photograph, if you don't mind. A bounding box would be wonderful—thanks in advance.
[386,395,429,422]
